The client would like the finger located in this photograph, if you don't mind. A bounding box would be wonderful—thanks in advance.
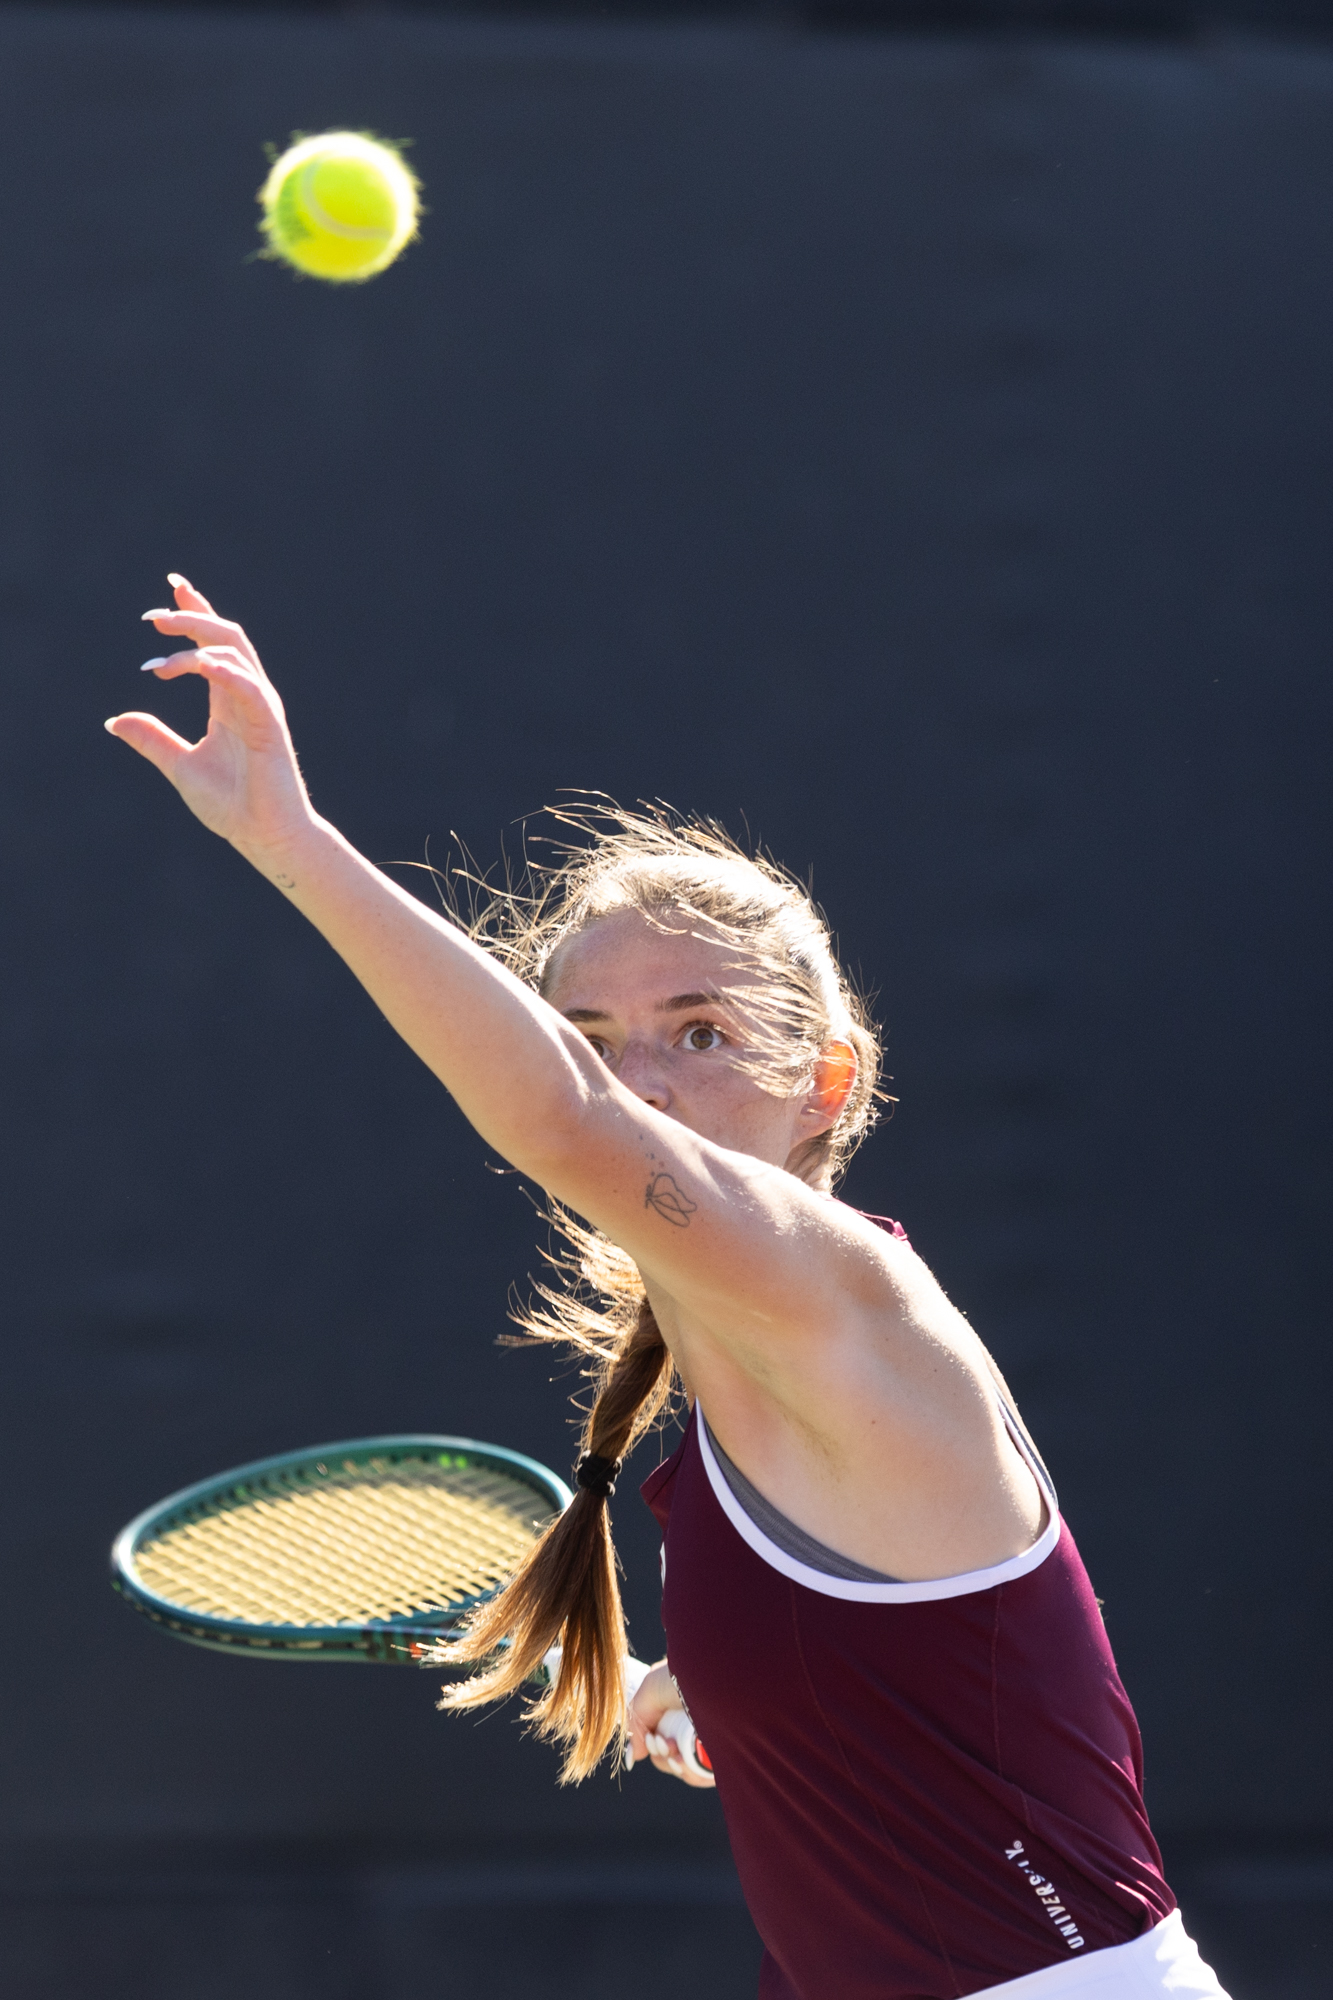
[627,1692,658,1747]
[104,711,196,781]
[133,648,283,747]
[140,645,251,683]
[142,608,262,671]
[168,572,217,616]
[656,1709,713,1785]
[645,1733,678,1772]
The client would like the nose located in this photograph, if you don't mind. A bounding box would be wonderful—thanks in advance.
[616,1038,673,1112]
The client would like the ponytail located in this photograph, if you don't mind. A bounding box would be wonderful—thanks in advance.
[434,1298,672,1783]
[432,802,887,1780]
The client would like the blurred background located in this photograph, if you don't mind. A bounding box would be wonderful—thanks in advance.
[0,0,1329,1994]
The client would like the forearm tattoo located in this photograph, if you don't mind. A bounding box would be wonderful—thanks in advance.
[645,1171,697,1228]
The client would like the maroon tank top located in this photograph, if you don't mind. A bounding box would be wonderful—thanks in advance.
[641,1223,1174,2000]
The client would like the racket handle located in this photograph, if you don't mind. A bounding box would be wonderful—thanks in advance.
[652,1706,715,1785]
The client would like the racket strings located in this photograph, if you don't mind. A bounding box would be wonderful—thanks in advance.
[132,1462,555,1627]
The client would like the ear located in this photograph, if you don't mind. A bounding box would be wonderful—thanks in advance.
[800,1040,858,1131]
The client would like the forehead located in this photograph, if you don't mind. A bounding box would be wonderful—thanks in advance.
[544,907,742,1011]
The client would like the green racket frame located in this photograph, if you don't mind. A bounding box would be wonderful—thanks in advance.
[110,1434,572,1667]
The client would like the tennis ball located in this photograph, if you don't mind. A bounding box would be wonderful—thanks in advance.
[258,132,420,284]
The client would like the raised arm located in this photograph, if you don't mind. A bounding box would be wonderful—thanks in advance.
[112,581,1053,1601]
[108,583,896,1353]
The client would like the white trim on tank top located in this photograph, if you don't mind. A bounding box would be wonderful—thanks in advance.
[693,1398,1061,1604]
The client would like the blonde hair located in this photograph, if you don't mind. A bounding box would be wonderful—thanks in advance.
[433,803,886,1780]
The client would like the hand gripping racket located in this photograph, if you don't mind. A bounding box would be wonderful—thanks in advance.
[622,1657,715,1785]
[110,1434,571,1666]
[648,1707,715,1783]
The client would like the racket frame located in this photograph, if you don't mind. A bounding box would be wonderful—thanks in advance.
[111,1433,571,1666]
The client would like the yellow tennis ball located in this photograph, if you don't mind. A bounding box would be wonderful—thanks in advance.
[258,132,420,284]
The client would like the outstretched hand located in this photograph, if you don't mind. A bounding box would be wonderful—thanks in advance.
[106,576,315,857]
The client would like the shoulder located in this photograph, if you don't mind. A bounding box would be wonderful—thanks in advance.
[681,1197,980,1424]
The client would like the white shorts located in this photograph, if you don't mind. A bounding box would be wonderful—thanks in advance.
[973,1912,1231,2000]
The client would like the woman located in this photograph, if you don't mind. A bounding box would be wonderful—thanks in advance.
[111,577,1228,2000]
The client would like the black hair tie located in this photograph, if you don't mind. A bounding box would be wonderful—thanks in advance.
[575,1452,622,1500]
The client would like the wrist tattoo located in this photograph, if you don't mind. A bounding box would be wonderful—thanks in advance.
[645,1171,697,1228]
[273,872,296,892]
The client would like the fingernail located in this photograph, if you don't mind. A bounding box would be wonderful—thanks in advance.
[645,1734,662,1756]
[623,1748,635,1772]
[167,572,189,588]
[103,718,119,734]
[142,609,171,621]
[140,658,168,673]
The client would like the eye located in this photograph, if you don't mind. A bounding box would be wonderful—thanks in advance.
[679,1022,726,1054]
[584,1035,616,1066]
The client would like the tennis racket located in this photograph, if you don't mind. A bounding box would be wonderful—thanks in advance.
[112,1431,716,1783]
[110,1433,571,1667]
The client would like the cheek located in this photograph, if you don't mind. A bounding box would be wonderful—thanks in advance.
[674,1063,749,1122]
[693,1069,790,1135]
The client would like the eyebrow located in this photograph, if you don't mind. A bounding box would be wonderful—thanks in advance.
[561,990,722,1026]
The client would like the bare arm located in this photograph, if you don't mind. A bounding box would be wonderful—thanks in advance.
[109,584,897,1352]
[112,583,1050,1581]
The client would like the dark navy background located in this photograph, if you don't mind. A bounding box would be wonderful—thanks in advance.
[0,6,1328,1994]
